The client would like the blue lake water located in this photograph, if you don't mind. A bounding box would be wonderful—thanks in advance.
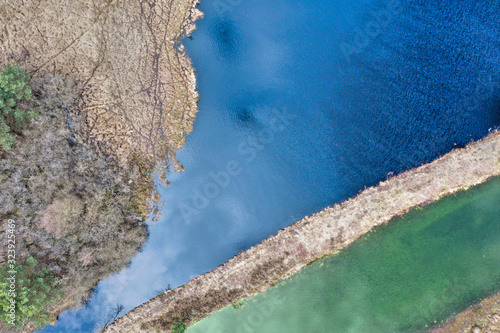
[40,0,500,331]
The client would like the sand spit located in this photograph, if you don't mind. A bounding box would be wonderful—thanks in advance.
[104,131,500,332]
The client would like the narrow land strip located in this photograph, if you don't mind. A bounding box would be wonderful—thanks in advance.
[105,131,500,332]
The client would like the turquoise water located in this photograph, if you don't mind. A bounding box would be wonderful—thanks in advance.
[189,177,500,333]
[39,0,500,331]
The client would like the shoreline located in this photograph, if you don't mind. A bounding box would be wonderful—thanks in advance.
[1,0,203,167]
[104,131,500,332]
[431,291,500,333]
[0,0,203,330]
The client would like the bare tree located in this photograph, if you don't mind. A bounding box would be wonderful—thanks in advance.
[93,303,124,332]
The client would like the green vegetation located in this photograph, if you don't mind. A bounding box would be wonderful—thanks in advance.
[0,257,61,328]
[231,300,243,309]
[171,321,187,333]
[0,65,38,151]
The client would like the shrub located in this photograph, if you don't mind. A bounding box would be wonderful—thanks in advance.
[0,256,61,328]
[0,75,148,321]
[171,321,187,333]
[40,195,84,238]
[0,64,38,150]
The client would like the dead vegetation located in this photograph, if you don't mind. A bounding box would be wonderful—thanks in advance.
[0,0,201,166]
[0,75,148,331]
[0,0,202,330]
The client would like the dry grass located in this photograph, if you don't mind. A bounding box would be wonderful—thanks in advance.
[0,0,201,166]
[0,0,202,330]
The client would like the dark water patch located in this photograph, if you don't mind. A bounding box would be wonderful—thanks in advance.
[210,16,243,61]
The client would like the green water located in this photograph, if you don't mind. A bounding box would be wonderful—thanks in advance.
[188,177,500,333]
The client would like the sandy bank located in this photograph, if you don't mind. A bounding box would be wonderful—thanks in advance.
[104,131,500,332]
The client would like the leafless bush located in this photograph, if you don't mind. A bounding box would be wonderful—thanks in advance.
[0,75,149,326]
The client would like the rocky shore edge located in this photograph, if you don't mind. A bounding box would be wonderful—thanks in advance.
[104,131,500,332]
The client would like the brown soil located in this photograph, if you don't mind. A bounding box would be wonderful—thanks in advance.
[104,131,500,333]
